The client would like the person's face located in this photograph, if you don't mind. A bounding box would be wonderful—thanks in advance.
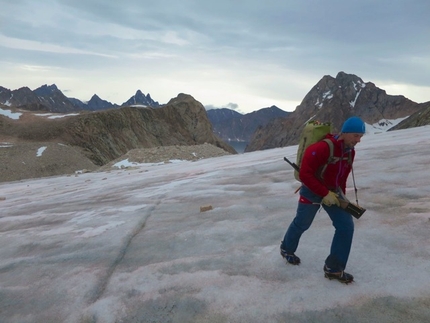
[342,133,363,149]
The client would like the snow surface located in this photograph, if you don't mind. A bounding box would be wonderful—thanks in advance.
[113,158,186,169]
[0,107,22,119]
[33,112,80,119]
[36,146,47,157]
[47,113,80,119]
[0,107,81,120]
[0,127,430,322]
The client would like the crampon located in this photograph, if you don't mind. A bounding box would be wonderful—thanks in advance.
[323,265,354,284]
[280,248,301,265]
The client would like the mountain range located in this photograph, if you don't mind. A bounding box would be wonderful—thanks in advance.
[206,106,290,143]
[0,84,159,112]
[0,93,236,168]
[0,83,290,145]
[2,71,430,157]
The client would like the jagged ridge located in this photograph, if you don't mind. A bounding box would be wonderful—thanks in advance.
[245,71,428,152]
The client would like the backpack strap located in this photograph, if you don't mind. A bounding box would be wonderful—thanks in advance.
[318,139,351,180]
[323,139,335,163]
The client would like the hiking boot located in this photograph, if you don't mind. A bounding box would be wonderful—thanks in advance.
[280,248,301,265]
[323,265,354,284]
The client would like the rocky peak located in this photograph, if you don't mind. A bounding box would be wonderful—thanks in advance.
[122,90,159,107]
[33,84,59,96]
[0,86,41,108]
[167,93,194,105]
[303,72,366,115]
[86,94,116,111]
[245,72,425,152]
[0,84,76,111]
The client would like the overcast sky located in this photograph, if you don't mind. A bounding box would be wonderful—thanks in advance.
[1,0,429,113]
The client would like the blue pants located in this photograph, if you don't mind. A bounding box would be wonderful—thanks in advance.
[280,186,354,271]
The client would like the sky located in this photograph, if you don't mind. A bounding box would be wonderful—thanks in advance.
[1,125,430,322]
[0,0,429,113]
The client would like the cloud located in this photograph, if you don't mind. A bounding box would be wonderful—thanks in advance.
[0,35,116,58]
[205,103,239,111]
[0,0,429,112]
[225,103,239,110]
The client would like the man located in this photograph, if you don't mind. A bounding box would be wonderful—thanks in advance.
[280,116,365,284]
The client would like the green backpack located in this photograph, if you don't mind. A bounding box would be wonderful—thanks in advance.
[294,121,333,181]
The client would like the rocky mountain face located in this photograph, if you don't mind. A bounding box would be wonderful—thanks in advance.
[0,94,236,166]
[390,102,430,130]
[0,84,79,113]
[85,94,117,111]
[33,84,79,112]
[0,84,159,112]
[206,108,243,124]
[207,106,290,142]
[245,72,427,152]
[0,85,61,112]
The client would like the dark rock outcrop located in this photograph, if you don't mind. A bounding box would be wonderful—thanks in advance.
[389,101,430,130]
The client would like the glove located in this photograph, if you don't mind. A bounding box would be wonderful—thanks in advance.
[322,191,340,207]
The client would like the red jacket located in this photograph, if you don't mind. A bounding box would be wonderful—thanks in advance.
[299,134,355,197]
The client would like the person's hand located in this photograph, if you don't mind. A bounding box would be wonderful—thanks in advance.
[322,191,340,207]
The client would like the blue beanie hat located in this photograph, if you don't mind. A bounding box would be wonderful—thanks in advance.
[341,116,365,133]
